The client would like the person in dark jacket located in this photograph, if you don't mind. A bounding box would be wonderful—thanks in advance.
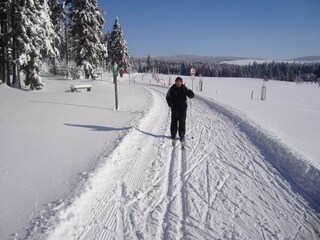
[166,77,195,145]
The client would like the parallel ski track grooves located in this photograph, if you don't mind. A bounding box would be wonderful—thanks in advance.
[151,87,190,239]
[180,148,188,239]
[160,144,176,240]
[160,142,188,240]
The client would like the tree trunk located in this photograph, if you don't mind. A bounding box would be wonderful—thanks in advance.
[11,43,20,88]
[0,12,8,84]
[6,48,10,86]
[11,2,21,88]
[1,10,11,86]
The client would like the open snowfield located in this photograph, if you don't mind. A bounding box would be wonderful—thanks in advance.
[0,72,319,239]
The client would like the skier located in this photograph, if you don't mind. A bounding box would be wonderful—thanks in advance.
[166,77,195,147]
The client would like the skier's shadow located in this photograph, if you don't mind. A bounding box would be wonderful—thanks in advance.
[134,127,169,139]
[64,124,169,138]
[64,123,131,132]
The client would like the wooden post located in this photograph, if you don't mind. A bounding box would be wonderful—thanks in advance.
[113,63,119,110]
[261,81,267,101]
[114,76,118,110]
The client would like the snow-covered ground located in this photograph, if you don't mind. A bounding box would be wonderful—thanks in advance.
[0,72,319,239]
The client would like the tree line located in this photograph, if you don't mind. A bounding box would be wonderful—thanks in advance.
[134,56,320,82]
[0,0,129,88]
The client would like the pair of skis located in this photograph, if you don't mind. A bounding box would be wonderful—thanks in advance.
[172,138,186,149]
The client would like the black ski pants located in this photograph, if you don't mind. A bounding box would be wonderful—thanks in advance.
[170,106,187,140]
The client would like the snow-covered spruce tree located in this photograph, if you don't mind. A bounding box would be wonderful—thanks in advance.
[48,0,65,74]
[17,0,59,85]
[104,30,112,70]
[67,0,107,79]
[107,17,129,71]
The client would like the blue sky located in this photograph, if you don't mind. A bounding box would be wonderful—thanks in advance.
[99,0,320,59]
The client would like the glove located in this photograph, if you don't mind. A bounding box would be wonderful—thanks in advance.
[188,89,195,99]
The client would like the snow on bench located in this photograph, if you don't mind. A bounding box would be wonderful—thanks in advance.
[70,84,92,92]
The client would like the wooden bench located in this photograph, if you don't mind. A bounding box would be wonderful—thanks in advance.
[70,84,92,92]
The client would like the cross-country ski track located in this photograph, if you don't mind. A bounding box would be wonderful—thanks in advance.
[25,85,319,240]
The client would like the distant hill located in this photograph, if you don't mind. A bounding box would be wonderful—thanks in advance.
[155,55,257,63]
[290,56,320,62]
[133,54,264,64]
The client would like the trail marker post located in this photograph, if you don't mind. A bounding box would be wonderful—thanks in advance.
[199,74,203,92]
[261,78,267,101]
[113,63,119,110]
[190,68,196,91]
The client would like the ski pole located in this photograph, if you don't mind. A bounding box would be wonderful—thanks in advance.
[190,98,194,139]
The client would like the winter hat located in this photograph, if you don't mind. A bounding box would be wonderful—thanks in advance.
[175,77,183,83]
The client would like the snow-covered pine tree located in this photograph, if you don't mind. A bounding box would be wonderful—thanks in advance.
[48,0,65,74]
[104,30,112,70]
[67,0,107,79]
[107,17,129,71]
[17,0,59,82]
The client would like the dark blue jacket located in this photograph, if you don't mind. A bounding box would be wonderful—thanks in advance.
[166,84,194,109]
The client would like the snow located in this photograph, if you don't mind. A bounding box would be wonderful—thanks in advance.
[0,73,148,239]
[0,72,319,239]
[195,77,320,167]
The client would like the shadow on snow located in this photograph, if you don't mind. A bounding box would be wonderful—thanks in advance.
[64,123,131,132]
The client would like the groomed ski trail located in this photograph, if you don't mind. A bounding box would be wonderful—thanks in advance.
[27,86,319,240]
